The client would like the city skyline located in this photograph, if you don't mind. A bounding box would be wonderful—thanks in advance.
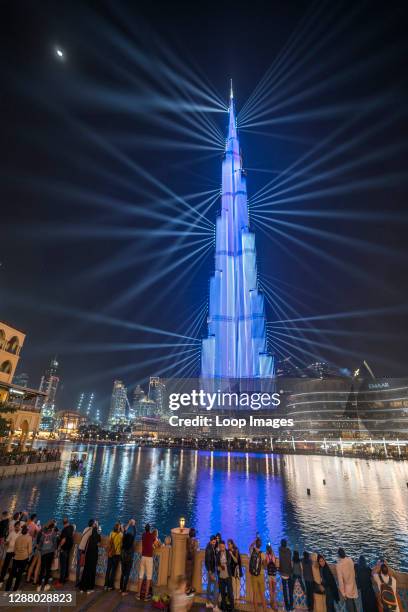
[1,1,408,410]
[2,6,408,602]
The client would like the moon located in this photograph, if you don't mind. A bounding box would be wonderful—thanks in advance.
[55,46,65,60]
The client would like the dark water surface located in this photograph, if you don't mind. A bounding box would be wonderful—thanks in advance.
[1,444,407,569]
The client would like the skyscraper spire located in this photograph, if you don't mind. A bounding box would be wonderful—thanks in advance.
[201,84,274,379]
[227,82,237,144]
[230,78,234,100]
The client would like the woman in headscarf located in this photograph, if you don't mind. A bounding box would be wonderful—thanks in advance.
[185,528,199,595]
[355,556,378,612]
[317,554,339,612]
[79,522,101,594]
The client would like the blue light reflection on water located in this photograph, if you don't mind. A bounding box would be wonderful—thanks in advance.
[1,444,407,570]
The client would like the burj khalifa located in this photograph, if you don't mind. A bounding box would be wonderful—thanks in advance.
[201,83,274,380]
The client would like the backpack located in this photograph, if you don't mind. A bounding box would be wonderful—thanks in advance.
[41,530,54,552]
[379,574,397,611]
[249,549,262,576]
[266,554,277,576]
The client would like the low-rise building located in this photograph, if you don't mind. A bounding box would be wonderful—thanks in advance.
[55,410,87,437]
[0,321,45,445]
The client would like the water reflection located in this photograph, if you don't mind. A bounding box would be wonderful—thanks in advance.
[0,445,407,569]
[194,451,284,550]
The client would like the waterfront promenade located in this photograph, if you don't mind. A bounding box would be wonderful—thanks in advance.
[0,585,208,612]
[1,560,408,612]
[0,448,61,478]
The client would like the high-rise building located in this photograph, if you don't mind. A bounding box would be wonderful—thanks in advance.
[305,361,341,379]
[76,392,95,419]
[130,384,145,420]
[130,384,156,419]
[95,407,101,424]
[201,84,274,380]
[86,393,95,418]
[148,377,165,416]
[108,380,128,426]
[76,392,85,413]
[37,358,60,431]
[275,357,303,378]
[12,372,29,388]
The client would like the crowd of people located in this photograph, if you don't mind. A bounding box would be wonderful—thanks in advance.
[0,511,162,598]
[0,510,403,612]
[204,533,401,612]
[0,448,61,466]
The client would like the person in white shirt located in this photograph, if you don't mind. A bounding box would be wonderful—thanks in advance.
[373,563,400,612]
[75,520,95,586]
[336,548,358,612]
[0,521,21,587]
[8,512,20,532]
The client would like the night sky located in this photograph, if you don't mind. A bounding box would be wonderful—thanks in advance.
[1,1,408,417]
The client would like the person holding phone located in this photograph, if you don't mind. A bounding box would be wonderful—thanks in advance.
[216,541,234,612]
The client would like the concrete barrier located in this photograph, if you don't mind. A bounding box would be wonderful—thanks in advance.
[0,460,61,479]
[66,532,171,590]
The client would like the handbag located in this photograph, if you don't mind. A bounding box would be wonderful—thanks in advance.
[313,581,325,594]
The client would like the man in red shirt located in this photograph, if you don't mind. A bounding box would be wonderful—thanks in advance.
[136,524,155,600]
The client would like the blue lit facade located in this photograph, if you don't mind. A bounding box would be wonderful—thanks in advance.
[201,87,274,379]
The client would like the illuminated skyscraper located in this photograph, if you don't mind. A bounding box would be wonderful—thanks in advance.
[12,372,29,388]
[86,392,95,418]
[130,384,156,419]
[77,392,85,413]
[37,357,60,431]
[108,380,128,426]
[148,376,165,416]
[76,392,95,420]
[130,384,145,420]
[201,84,274,379]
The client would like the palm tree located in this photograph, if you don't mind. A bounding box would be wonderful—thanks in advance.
[0,400,16,437]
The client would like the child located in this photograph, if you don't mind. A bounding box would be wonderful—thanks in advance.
[171,576,193,612]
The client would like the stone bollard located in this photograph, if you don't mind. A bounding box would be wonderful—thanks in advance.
[192,550,203,593]
[170,526,189,586]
